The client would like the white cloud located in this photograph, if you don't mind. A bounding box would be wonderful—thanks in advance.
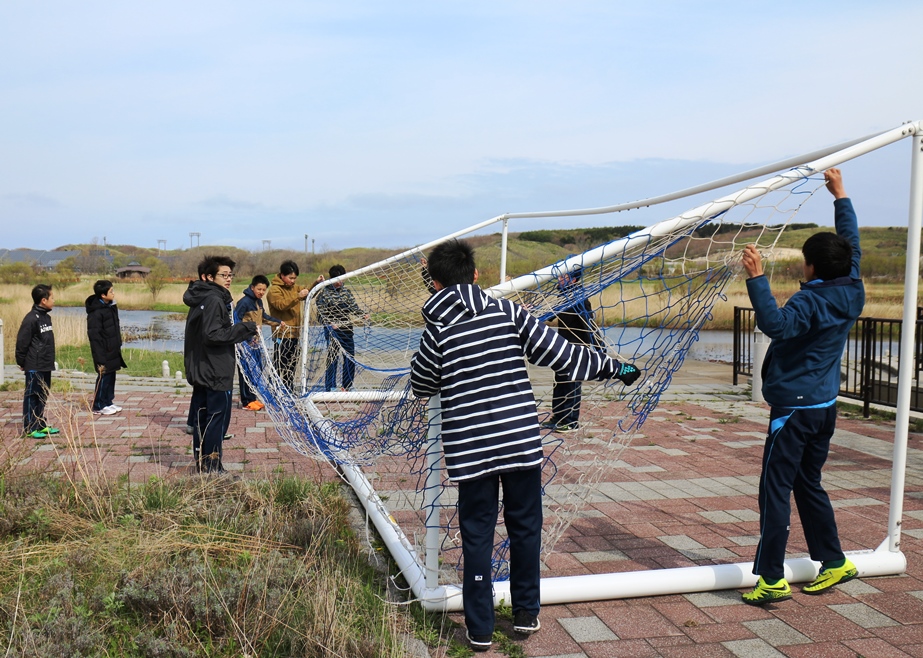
[0,1,921,250]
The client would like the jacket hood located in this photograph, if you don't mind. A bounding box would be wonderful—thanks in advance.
[270,273,292,288]
[421,284,490,328]
[242,286,260,302]
[183,280,232,307]
[801,276,865,320]
[84,294,115,314]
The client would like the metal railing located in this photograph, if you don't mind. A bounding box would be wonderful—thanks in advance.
[732,307,923,418]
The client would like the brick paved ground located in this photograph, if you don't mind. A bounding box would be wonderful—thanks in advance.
[2,362,923,657]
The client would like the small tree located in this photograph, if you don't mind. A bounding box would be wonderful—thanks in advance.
[145,262,171,303]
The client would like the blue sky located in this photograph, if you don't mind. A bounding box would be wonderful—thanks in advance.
[1,1,921,253]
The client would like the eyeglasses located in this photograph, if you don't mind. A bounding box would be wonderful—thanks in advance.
[215,272,234,280]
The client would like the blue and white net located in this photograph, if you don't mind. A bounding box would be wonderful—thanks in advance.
[238,169,826,585]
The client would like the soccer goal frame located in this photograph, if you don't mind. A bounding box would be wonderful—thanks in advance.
[298,120,922,611]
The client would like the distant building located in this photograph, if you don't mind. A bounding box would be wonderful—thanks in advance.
[0,248,80,269]
[115,263,152,279]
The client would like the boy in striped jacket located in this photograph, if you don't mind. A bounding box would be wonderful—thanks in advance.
[410,239,641,652]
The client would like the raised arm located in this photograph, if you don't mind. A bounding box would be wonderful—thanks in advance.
[825,168,861,278]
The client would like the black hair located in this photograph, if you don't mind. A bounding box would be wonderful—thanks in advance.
[427,239,476,287]
[199,255,237,279]
[279,260,300,277]
[250,274,270,288]
[32,284,53,305]
[328,264,346,279]
[93,279,113,297]
[802,232,852,280]
[197,256,210,280]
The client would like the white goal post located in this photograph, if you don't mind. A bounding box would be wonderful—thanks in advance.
[289,120,922,611]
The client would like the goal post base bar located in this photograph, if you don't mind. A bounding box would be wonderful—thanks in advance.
[412,546,906,613]
[332,416,906,613]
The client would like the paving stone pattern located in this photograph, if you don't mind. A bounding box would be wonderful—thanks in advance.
[2,363,923,656]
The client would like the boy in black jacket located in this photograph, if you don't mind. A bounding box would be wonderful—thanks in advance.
[16,284,60,439]
[184,256,257,473]
[85,279,127,415]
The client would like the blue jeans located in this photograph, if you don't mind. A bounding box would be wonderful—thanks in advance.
[457,467,542,636]
[23,370,51,433]
[324,327,356,391]
[753,405,844,580]
[92,370,117,411]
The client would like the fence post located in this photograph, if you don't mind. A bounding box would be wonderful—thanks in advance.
[861,318,873,419]
[752,328,768,403]
[732,307,740,386]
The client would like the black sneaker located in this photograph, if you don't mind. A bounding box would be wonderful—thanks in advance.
[556,422,579,433]
[513,611,541,635]
[539,420,558,430]
[466,631,492,652]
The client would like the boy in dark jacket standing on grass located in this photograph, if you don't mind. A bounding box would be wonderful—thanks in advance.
[16,284,60,439]
[741,168,863,605]
[184,256,257,473]
[85,279,126,416]
[410,239,641,652]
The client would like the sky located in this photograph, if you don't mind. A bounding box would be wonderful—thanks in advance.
[1,1,922,254]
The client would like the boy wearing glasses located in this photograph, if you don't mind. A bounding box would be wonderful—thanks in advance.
[183,256,257,473]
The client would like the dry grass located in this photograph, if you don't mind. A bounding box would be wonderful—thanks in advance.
[0,396,422,657]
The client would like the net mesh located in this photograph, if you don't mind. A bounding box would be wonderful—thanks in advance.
[237,168,826,586]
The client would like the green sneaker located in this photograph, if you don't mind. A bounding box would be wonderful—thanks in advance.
[803,559,858,595]
[43,427,60,435]
[27,429,48,439]
[742,576,792,606]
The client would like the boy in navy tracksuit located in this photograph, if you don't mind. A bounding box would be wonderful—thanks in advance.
[16,284,60,438]
[410,239,641,651]
[741,168,863,605]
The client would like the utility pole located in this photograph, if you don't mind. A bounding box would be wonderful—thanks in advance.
[304,234,309,258]
[262,239,271,251]
[157,239,167,255]
[312,238,315,256]
[189,232,200,249]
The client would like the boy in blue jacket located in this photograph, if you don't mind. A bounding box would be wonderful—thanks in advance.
[741,168,863,605]
[234,274,283,410]
[410,239,641,651]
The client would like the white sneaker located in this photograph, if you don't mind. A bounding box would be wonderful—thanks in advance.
[100,406,118,415]
[110,405,123,412]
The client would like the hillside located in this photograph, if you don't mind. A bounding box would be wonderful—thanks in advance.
[1,223,912,285]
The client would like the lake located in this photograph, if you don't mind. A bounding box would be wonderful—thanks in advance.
[53,307,737,363]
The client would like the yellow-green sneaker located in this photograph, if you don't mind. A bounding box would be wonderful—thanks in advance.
[803,559,858,595]
[742,576,792,606]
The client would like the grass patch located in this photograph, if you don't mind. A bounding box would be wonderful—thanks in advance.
[56,345,184,378]
[0,471,416,657]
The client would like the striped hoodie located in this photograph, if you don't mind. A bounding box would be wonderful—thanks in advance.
[410,284,622,482]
